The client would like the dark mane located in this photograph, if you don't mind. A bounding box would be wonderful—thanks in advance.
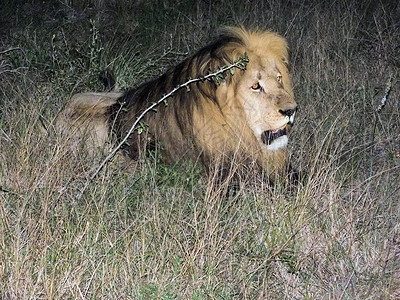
[109,32,244,159]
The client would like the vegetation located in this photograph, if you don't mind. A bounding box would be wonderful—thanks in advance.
[1,0,399,299]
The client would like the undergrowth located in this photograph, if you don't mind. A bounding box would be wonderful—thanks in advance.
[1,0,399,299]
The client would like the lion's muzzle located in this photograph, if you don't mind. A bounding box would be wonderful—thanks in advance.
[261,126,287,146]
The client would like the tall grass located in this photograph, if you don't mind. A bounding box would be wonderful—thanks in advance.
[1,0,399,299]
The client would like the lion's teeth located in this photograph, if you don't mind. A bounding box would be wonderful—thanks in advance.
[272,125,286,134]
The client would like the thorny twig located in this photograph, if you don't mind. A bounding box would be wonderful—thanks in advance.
[78,54,249,199]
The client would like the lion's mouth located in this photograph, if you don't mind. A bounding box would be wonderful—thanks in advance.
[261,126,287,145]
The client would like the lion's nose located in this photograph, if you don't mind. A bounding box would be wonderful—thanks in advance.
[279,108,297,125]
[279,108,296,117]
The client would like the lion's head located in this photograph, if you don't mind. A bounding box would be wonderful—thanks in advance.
[58,27,297,181]
[211,28,297,162]
[230,28,296,151]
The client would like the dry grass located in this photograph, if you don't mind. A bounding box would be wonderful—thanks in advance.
[1,0,399,299]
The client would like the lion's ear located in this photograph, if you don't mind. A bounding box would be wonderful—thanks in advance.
[282,57,289,67]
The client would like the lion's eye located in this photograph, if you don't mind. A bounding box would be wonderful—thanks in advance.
[251,82,261,90]
[277,74,283,83]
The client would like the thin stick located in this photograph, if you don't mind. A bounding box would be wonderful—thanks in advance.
[0,47,22,55]
[370,74,393,176]
[376,73,392,112]
[78,55,249,198]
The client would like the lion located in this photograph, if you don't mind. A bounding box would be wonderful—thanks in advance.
[57,27,297,182]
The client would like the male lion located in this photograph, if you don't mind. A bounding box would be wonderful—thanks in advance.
[58,27,297,182]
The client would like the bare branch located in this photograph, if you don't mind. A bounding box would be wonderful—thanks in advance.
[376,74,392,112]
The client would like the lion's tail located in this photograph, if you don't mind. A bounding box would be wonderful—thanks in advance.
[99,68,117,92]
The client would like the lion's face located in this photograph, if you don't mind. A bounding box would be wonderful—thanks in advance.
[234,53,297,151]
